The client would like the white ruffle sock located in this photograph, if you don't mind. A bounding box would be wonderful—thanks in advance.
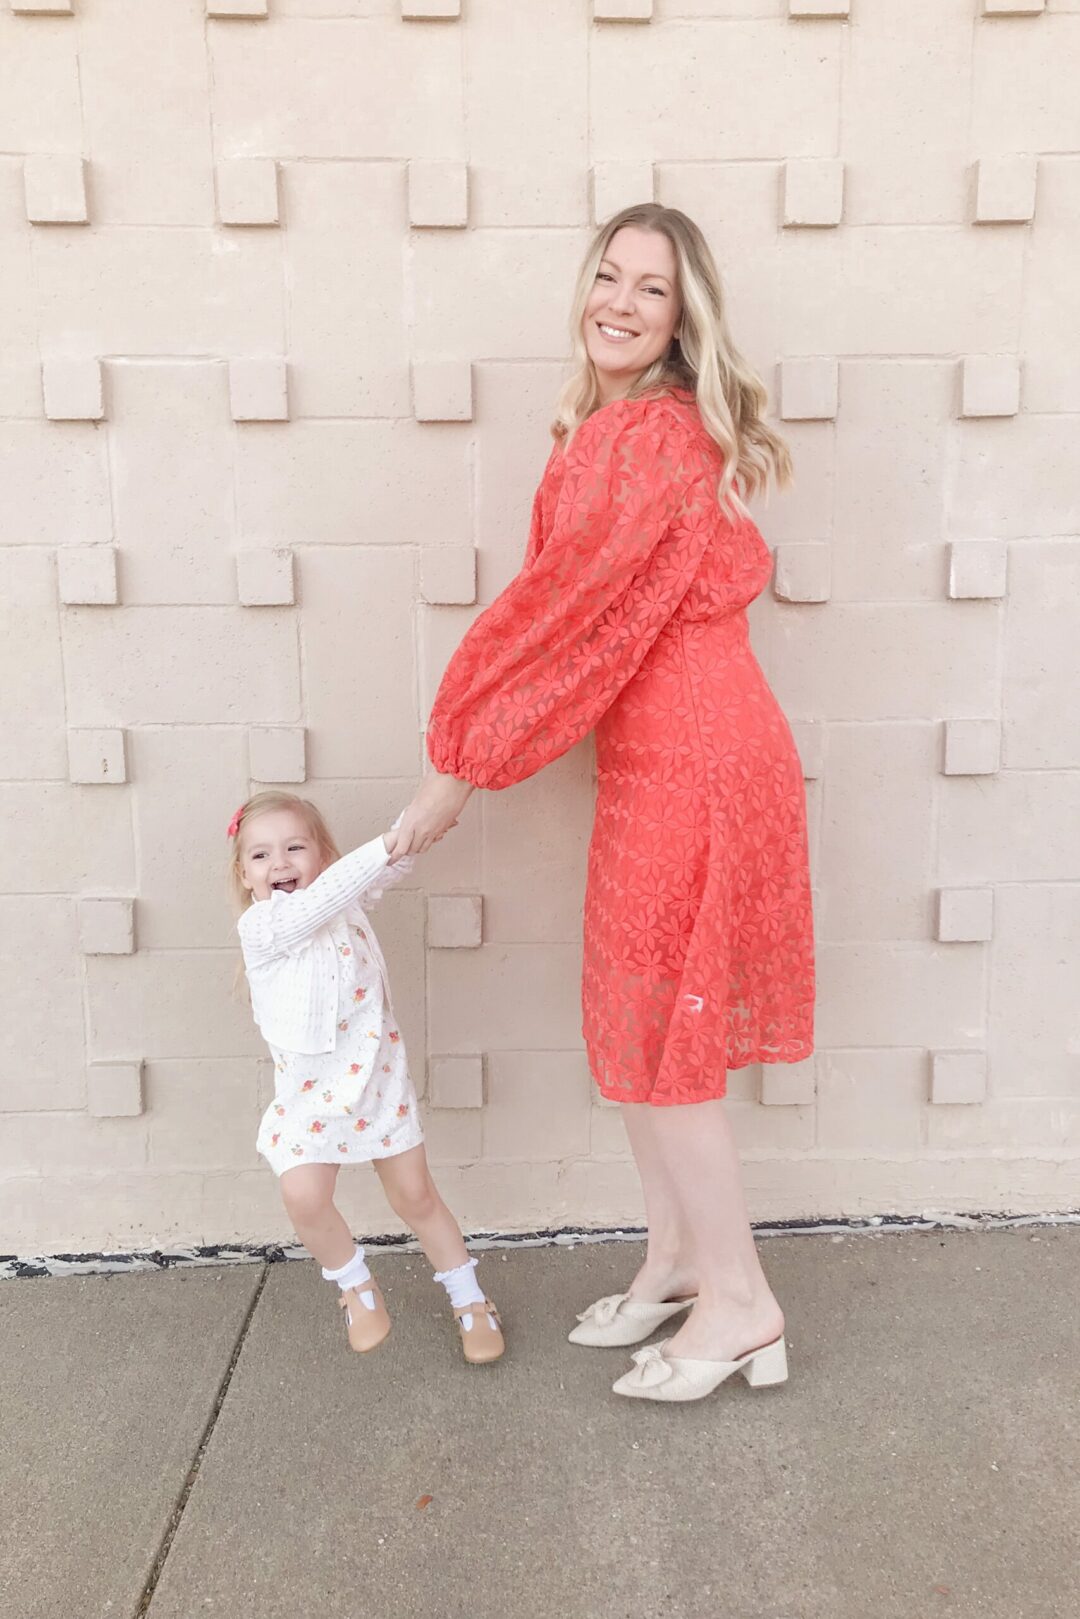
[322,1245,376,1311]
[433,1256,493,1331]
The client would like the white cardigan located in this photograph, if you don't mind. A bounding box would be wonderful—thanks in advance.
[237,835,413,1055]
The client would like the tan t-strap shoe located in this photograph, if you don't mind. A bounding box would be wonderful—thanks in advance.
[339,1283,391,1352]
[454,1298,505,1364]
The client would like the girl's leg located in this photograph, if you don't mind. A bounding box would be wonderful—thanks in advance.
[644,1098,784,1362]
[373,1145,471,1273]
[279,1163,354,1270]
[620,1102,699,1303]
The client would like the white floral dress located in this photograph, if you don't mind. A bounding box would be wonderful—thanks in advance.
[255,903,423,1178]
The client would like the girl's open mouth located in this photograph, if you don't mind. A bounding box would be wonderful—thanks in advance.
[271,879,298,893]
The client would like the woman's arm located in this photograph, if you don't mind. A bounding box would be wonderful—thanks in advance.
[423,399,713,793]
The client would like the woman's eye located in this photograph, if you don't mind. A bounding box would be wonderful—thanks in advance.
[596,271,614,283]
[644,286,665,297]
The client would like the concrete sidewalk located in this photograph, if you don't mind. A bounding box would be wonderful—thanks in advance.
[1,1229,1077,1619]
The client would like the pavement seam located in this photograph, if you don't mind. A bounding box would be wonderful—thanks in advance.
[134,1261,270,1619]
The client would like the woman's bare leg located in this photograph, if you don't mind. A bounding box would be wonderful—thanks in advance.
[279,1163,355,1271]
[644,1098,784,1361]
[620,1102,698,1303]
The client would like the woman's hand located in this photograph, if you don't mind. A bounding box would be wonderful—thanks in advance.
[388,771,475,858]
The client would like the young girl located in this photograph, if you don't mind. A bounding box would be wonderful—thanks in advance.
[228,790,503,1364]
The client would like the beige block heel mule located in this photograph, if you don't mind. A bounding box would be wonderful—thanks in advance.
[568,1292,698,1348]
[612,1333,788,1403]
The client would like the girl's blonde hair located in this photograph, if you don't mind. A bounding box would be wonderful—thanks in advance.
[226,791,340,914]
[553,202,791,511]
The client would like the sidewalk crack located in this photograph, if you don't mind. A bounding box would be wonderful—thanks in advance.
[135,1261,270,1618]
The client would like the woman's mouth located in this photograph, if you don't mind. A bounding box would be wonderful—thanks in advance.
[597,322,639,343]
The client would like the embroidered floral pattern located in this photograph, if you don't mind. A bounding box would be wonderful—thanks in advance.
[427,393,815,1105]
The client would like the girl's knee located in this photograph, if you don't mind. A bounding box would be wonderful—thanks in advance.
[280,1166,335,1225]
[384,1169,440,1227]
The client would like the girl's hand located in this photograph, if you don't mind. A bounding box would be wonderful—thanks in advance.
[389,772,474,857]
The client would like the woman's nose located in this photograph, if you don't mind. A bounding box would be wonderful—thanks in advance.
[609,282,635,313]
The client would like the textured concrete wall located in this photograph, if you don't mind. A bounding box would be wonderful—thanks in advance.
[3,0,1079,1252]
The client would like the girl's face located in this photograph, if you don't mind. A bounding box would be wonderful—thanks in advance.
[239,809,326,902]
[582,226,682,403]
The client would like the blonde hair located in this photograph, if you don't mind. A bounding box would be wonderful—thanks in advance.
[553,203,791,511]
[226,790,340,915]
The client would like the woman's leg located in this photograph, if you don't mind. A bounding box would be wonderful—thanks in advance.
[374,1144,471,1273]
[644,1098,784,1361]
[620,1102,699,1303]
[279,1163,355,1270]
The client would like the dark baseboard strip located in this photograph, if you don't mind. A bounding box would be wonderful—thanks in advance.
[3,1208,1079,1280]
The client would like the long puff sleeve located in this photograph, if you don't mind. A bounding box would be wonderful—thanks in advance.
[426,398,715,790]
[238,835,412,967]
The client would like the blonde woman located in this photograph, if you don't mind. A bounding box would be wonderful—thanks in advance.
[391,205,815,1403]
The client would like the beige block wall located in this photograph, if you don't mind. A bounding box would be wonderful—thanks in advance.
[2,0,1078,1251]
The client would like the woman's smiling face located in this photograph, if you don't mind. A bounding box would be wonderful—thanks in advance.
[582,225,681,402]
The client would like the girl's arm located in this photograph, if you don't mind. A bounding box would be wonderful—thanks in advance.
[238,834,406,964]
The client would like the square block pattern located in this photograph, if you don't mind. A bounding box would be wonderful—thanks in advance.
[782,159,844,227]
[930,1052,988,1106]
[87,1061,144,1118]
[236,548,295,606]
[430,1054,484,1109]
[216,160,279,226]
[79,897,135,955]
[591,162,655,224]
[789,0,850,14]
[593,0,653,19]
[42,358,104,421]
[229,358,289,422]
[207,0,267,16]
[773,544,831,603]
[401,0,461,15]
[249,727,306,783]
[428,894,483,948]
[943,719,1001,776]
[408,162,468,228]
[24,155,88,224]
[68,729,127,785]
[960,356,1020,418]
[421,546,477,605]
[779,358,839,420]
[760,1058,816,1105]
[58,546,119,606]
[974,157,1038,224]
[948,541,1008,600]
[937,888,995,943]
[412,361,473,422]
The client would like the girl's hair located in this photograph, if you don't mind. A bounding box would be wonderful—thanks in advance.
[553,202,792,511]
[226,790,341,914]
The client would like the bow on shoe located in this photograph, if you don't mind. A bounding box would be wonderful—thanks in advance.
[624,1344,675,1389]
[575,1293,628,1327]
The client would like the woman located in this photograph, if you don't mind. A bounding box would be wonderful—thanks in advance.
[391,204,814,1404]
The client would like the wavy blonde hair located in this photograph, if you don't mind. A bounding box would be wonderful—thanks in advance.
[226,790,340,916]
[554,203,791,511]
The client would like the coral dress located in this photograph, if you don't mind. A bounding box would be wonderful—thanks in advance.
[427,392,814,1105]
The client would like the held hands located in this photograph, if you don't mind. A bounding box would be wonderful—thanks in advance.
[385,771,475,859]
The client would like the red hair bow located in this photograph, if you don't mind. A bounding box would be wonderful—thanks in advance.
[226,804,245,839]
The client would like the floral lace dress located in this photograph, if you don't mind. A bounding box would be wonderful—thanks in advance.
[426,391,815,1105]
